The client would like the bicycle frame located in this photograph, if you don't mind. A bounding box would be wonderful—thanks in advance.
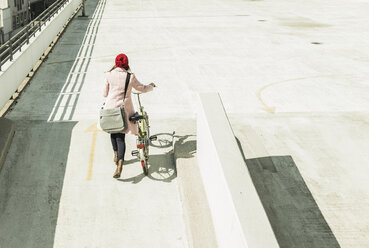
[136,94,148,138]
[131,92,154,175]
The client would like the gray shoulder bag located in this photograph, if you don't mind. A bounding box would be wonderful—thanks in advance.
[99,72,131,133]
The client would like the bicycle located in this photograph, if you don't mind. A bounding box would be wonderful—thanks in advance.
[129,92,157,175]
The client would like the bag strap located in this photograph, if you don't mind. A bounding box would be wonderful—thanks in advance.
[123,72,131,99]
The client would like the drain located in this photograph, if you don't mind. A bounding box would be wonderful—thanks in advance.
[311,42,322,45]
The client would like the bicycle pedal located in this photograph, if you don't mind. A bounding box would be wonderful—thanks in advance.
[149,135,157,141]
[131,150,138,156]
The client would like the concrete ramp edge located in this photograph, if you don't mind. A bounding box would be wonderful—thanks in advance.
[197,92,279,248]
[0,118,15,173]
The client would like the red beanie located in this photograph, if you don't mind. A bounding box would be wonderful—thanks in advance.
[115,53,129,69]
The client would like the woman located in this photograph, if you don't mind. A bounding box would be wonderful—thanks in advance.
[103,53,155,178]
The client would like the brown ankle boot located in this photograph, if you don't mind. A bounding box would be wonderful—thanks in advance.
[114,151,118,165]
[113,159,123,178]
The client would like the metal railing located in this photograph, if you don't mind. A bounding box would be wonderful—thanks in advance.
[0,0,70,71]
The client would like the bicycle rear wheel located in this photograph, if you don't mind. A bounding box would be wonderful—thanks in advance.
[143,112,150,153]
[138,112,150,176]
[141,160,148,175]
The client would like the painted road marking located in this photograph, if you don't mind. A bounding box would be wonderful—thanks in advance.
[85,122,103,180]
[257,74,351,114]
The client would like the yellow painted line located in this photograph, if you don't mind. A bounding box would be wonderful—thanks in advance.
[85,122,103,181]
[256,74,351,114]
[87,131,97,181]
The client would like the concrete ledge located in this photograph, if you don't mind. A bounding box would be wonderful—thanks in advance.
[197,93,279,248]
[0,117,15,173]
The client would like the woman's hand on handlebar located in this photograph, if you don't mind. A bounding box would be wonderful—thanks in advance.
[149,82,157,87]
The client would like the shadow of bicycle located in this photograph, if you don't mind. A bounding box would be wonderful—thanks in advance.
[118,132,196,184]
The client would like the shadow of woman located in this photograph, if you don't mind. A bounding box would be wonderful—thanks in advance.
[116,158,145,184]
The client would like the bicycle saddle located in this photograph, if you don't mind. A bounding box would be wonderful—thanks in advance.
[129,112,144,122]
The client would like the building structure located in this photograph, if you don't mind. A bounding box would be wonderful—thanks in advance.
[0,0,29,43]
[0,0,57,44]
[0,0,12,43]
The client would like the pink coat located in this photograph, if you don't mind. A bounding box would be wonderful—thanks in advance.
[103,67,153,135]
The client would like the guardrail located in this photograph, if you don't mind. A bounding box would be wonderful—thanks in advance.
[0,0,70,71]
[0,0,82,111]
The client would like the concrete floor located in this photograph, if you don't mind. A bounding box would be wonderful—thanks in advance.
[1,0,369,246]
[0,0,190,247]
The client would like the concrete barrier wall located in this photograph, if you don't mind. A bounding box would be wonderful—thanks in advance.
[0,0,82,110]
[197,92,279,248]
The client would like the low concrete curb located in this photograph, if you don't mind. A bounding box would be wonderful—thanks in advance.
[173,122,218,248]
[197,93,279,248]
[0,117,15,173]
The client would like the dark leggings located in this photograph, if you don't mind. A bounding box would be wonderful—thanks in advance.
[110,133,126,161]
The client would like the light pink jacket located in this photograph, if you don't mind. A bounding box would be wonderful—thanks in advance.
[103,67,153,135]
